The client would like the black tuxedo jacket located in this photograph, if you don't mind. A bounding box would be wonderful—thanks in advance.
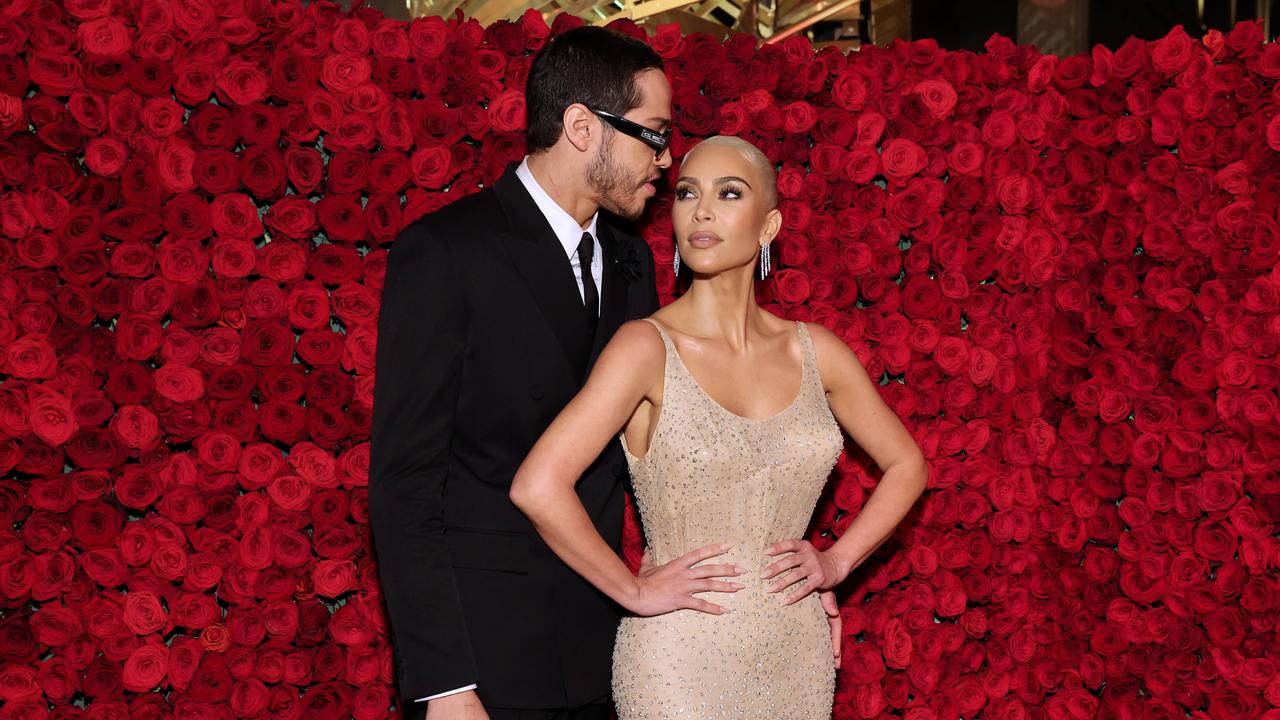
[368,165,659,709]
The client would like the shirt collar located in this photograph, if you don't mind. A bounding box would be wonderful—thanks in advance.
[515,156,599,259]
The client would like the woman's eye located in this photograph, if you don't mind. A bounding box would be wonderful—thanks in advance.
[719,186,743,199]
[674,187,694,200]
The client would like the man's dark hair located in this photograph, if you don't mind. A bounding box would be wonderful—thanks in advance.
[525,26,664,154]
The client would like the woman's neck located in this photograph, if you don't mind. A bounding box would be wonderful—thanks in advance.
[681,269,763,350]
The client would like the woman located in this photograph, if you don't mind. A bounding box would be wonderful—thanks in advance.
[510,135,928,718]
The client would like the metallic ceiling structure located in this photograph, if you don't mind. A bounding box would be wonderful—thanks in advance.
[396,0,899,49]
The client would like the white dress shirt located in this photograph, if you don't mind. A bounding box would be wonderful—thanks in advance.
[517,156,603,312]
[414,157,602,704]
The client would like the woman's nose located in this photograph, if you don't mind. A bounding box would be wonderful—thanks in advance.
[692,198,713,221]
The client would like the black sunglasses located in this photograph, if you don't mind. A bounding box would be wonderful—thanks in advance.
[589,108,671,159]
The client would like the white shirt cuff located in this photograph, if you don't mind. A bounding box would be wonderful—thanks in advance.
[415,684,477,702]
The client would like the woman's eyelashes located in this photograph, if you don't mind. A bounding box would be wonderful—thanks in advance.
[674,184,744,201]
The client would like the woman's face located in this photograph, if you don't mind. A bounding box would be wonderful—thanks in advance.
[671,143,780,277]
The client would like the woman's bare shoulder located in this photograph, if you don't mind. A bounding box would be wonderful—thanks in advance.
[603,318,667,365]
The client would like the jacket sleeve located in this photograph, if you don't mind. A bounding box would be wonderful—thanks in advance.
[367,222,477,701]
[640,236,660,314]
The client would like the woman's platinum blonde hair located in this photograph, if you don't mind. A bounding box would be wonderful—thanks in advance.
[683,135,778,210]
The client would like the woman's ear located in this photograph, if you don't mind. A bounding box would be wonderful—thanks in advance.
[562,103,595,153]
[761,207,782,245]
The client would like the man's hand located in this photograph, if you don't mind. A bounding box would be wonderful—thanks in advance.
[819,590,842,669]
[425,690,489,720]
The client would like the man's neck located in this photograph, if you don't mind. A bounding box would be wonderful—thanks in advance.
[525,152,598,230]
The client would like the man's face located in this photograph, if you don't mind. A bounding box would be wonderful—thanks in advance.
[587,68,673,220]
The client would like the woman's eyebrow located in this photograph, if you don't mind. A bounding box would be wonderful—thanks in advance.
[674,176,753,187]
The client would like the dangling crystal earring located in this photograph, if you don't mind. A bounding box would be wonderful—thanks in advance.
[673,241,681,274]
[759,243,771,279]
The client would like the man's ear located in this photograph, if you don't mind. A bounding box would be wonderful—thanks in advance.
[561,103,595,153]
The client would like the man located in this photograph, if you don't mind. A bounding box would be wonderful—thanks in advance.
[368,26,675,720]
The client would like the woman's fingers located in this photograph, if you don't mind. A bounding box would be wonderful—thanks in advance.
[689,563,745,579]
[687,598,731,614]
[781,580,819,605]
[694,579,744,594]
[766,539,804,555]
[680,542,734,567]
[767,569,808,594]
[761,551,806,580]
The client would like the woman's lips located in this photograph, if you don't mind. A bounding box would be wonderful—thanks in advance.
[688,232,721,248]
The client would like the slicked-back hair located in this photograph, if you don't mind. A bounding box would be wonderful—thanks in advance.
[685,135,779,210]
[525,26,664,154]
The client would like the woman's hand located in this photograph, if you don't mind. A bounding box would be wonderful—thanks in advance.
[628,543,746,616]
[760,539,851,605]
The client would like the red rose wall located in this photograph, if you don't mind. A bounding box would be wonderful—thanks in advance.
[0,0,1278,717]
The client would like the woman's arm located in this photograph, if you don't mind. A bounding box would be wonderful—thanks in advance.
[510,320,745,616]
[763,323,929,603]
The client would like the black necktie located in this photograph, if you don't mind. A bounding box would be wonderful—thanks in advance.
[577,231,599,341]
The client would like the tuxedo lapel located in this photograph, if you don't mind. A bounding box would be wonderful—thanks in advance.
[493,168,590,380]
[590,222,630,366]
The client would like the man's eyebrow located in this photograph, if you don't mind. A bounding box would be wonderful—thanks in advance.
[648,117,671,127]
[674,176,754,188]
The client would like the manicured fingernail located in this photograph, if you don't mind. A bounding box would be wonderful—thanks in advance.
[731,583,745,589]
[735,566,747,574]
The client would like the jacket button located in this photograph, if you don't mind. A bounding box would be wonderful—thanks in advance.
[530,384,544,400]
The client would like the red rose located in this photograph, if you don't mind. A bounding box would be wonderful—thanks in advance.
[188,651,233,702]
[781,101,817,134]
[29,385,77,447]
[210,193,264,241]
[831,69,869,111]
[486,89,525,134]
[122,642,169,692]
[912,79,956,119]
[311,559,357,598]
[239,320,295,367]
[260,401,307,445]
[282,442,333,490]
[1151,25,1194,76]
[215,61,270,106]
[228,676,270,717]
[84,137,128,177]
[189,149,240,196]
[881,138,929,184]
[4,333,57,379]
[315,194,367,244]
[341,323,377,375]
[154,140,196,194]
[241,145,288,200]
[122,591,170,636]
[981,110,1017,149]
[294,330,343,368]
[407,15,449,60]
[28,53,83,96]
[409,146,454,189]
[30,605,84,647]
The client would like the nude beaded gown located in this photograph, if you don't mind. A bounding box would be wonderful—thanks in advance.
[614,318,844,719]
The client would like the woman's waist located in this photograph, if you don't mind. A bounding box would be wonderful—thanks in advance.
[649,537,809,571]
[621,585,824,622]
